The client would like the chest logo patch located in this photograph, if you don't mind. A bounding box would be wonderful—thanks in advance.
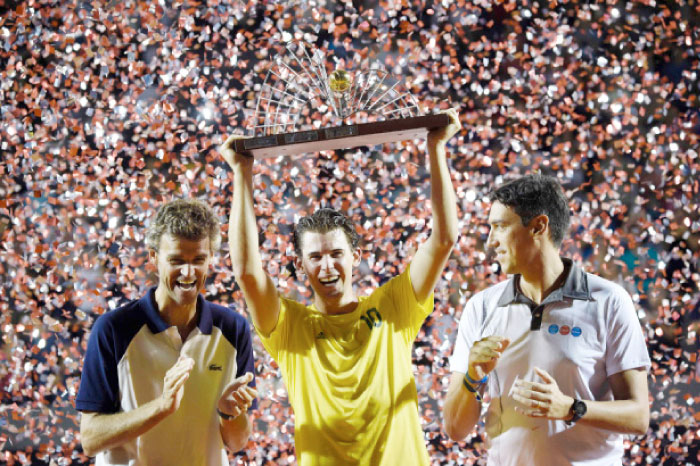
[360,308,382,330]
[208,363,223,371]
[548,324,582,337]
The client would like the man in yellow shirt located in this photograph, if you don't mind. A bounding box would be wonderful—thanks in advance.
[219,108,459,465]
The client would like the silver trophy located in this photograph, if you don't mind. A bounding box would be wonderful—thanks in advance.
[234,41,448,158]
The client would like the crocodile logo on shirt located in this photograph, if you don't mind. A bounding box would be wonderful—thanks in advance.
[208,363,223,371]
[315,331,328,339]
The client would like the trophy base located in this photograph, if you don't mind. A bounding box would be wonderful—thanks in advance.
[235,114,450,158]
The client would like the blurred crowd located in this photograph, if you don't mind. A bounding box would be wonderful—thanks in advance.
[1,0,698,464]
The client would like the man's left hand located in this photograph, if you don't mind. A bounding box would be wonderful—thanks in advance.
[512,367,574,420]
[217,372,257,419]
[427,108,461,147]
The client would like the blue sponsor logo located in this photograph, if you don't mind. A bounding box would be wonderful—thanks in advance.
[548,324,583,337]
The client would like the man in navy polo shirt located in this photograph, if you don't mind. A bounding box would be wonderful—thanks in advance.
[443,174,650,465]
[76,199,256,466]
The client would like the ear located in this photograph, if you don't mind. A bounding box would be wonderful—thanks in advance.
[148,248,157,263]
[530,214,549,238]
[352,248,361,267]
[294,256,305,276]
[206,250,217,269]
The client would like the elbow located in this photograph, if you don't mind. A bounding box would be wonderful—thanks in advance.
[225,425,251,453]
[231,263,247,281]
[227,438,249,454]
[627,398,650,436]
[435,232,458,256]
[444,221,460,249]
[230,255,250,280]
[442,411,468,442]
[631,410,650,436]
[222,413,252,453]
[80,435,98,457]
[231,263,258,285]
[628,422,648,437]
[441,230,459,250]
[443,421,467,442]
[79,418,98,457]
[229,246,256,280]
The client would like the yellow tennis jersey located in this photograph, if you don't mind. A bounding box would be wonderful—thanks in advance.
[257,269,433,466]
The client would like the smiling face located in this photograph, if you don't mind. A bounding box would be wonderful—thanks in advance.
[296,228,360,314]
[150,233,213,312]
[486,201,538,275]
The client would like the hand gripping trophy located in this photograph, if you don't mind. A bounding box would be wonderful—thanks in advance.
[234,41,449,158]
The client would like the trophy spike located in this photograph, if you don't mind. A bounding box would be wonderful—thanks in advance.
[244,41,446,158]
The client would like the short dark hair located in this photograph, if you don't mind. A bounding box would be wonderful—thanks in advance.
[491,174,570,247]
[146,199,221,252]
[293,208,360,256]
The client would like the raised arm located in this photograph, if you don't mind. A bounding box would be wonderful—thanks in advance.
[219,136,280,336]
[410,108,461,302]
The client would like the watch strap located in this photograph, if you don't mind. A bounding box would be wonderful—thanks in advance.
[565,399,587,425]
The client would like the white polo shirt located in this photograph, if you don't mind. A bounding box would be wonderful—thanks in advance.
[450,259,650,466]
[76,289,256,466]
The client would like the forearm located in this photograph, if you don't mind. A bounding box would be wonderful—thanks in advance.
[576,398,649,435]
[228,162,280,334]
[219,413,252,452]
[230,163,264,279]
[513,368,650,436]
[80,398,169,457]
[443,372,482,441]
[427,140,458,248]
[568,368,649,435]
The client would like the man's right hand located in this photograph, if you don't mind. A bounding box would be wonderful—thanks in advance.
[80,355,195,457]
[219,135,252,169]
[218,372,257,419]
[161,356,195,415]
[468,336,510,381]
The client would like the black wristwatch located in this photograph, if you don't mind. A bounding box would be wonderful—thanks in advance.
[566,399,587,425]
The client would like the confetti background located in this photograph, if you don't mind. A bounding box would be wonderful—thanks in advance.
[1,0,699,464]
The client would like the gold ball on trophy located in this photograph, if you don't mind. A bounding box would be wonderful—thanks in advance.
[329,69,352,93]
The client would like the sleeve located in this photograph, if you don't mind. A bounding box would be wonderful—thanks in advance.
[232,315,258,411]
[385,267,434,342]
[449,293,483,374]
[604,287,651,376]
[234,318,256,380]
[75,315,121,413]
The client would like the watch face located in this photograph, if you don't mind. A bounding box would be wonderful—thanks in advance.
[573,399,587,418]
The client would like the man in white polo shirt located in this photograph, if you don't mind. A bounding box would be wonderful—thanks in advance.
[76,199,257,466]
[443,174,650,465]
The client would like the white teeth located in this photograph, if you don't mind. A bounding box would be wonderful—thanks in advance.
[319,277,338,284]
